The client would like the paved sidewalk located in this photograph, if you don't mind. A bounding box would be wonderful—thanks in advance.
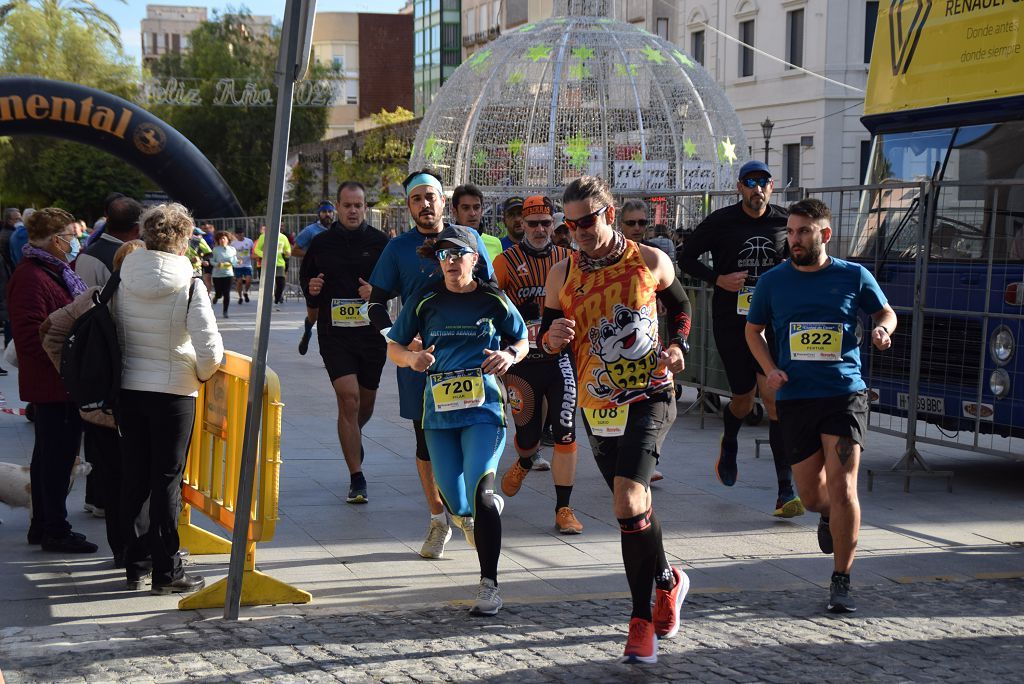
[1,297,1022,681]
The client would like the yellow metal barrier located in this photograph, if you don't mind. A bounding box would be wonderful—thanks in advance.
[176,350,312,609]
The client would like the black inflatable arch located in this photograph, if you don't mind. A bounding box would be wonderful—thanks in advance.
[0,76,244,218]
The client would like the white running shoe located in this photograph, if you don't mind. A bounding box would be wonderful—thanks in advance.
[419,518,452,558]
[469,577,503,616]
[451,514,475,548]
[531,454,551,471]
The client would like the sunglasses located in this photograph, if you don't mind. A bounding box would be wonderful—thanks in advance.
[564,205,610,231]
[436,247,473,261]
[622,219,649,227]
[741,177,772,189]
[526,219,553,228]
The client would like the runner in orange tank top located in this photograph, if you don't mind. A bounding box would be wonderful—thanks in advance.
[537,176,692,665]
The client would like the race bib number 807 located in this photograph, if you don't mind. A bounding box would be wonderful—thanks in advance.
[789,322,842,361]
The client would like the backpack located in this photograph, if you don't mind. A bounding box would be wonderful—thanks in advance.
[60,273,197,414]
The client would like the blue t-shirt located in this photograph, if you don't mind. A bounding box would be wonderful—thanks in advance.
[9,224,28,266]
[388,281,527,429]
[747,257,888,401]
[295,221,328,251]
[500,236,516,251]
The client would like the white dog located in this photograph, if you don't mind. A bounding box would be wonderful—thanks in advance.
[0,460,93,523]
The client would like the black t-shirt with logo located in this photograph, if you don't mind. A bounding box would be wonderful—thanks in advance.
[679,201,788,325]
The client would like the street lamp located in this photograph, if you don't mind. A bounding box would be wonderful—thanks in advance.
[761,117,774,165]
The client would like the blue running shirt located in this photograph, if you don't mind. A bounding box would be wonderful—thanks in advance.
[295,222,328,251]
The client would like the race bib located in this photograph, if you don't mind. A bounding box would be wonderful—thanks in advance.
[789,322,843,361]
[526,319,542,349]
[216,261,232,271]
[429,369,485,412]
[331,298,368,327]
[736,286,755,315]
[583,405,629,437]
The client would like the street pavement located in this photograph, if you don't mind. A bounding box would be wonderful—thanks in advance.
[1,293,1022,682]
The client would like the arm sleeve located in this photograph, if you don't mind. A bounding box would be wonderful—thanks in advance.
[536,306,565,355]
[656,277,692,344]
[678,223,718,284]
[858,266,888,315]
[185,279,225,382]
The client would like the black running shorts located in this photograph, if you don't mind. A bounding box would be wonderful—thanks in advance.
[581,390,671,490]
[776,391,869,466]
[318,332,387,388]
[712,319,774,396]
[503,353,577,450]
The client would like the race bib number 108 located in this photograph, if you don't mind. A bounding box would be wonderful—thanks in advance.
[789,322,843,361]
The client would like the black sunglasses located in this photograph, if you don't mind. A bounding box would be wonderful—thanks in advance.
[622,219,649,227]
[564,205,610,231]
[741,177,772,189]
[526,219,553,228]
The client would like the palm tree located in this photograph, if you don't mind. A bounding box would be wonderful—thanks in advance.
[0,0,125,50]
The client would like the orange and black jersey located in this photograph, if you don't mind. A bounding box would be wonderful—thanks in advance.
[493,242,572,320]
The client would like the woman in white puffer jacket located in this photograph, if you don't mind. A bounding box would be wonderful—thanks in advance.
[114,203,223,595]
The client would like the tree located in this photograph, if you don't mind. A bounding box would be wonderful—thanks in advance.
[0,0,125,50]
[148,11,330,216]
[333,107,415,207]
[283,160,317,215]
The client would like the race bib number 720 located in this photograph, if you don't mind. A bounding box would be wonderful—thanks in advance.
[429,369,485,412]
[789,322,842,361]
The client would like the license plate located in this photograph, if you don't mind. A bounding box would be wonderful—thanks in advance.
[897,393,944,415]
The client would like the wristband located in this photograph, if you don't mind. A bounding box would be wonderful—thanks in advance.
[540,331,563,355]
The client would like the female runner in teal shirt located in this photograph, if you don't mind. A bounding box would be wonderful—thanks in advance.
[386,225,528,617]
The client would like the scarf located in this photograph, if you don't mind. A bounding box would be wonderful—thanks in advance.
[577,229,627,272]
[23,244,87,298]
[519,238,553,259]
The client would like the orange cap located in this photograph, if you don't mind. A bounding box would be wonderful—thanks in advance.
[522,195,554,217]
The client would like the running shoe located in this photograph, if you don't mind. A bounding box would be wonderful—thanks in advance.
[715,435,738,486]
[346,483,367,504]
[298,326,313,356]
[817,516,834,554]
[500,460,530,496]
[773,495,806,518]
[540,425,555,446]
[238,297,243,305]
[620,617,658,664]
[827,574,856,613]
[0,367,7,376]
[531,454,551,471]
[419,518,452,558]
[469,577,502,616]
[243,292,250,302]
[555,507,583,534]
[653,566,690,639]
[451,514,475,548]
[651,470,664,483]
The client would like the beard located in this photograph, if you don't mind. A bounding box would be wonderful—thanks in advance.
[413,210,441,232]
[791,242,822,266]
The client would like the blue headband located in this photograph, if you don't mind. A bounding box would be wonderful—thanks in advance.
[405,173,443,197]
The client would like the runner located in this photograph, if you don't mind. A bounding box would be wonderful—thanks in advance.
[365,169,495,559]
[231,229,254,304]
[492,196,580,533]
[254,226,292,309]
[679,160,804,518]
[746,198,895,613]
[386,224,527,615]
[209,231,237,318]
[499,196,525,250]
[300,182,389,504]
[295,201,336,354]
[540,176,691,664]
[451,184,503,260]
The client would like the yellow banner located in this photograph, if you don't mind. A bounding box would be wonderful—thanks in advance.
[865,1,1024,116]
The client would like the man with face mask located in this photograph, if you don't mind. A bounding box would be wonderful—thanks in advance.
[364,169,494,560]
[679,160,802,519]
[296,201,338,353]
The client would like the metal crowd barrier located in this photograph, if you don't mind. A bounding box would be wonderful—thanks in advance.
[176,350,311,610]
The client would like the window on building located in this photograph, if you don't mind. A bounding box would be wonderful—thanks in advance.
[171,33,181,53]
[691,30,705,65]
[860,139,872,183]
[786,9,803,69]
[738,20,754,77]
[156,32,165,50]
[346,79,358,105]
[182,35,190,50]
[465,7,476,37]
[142,32,150,54]
[656,17,669,40]
[865,1,879,63]
[783,143,801,194]
[332,56,344,72]
[506,0,528,27]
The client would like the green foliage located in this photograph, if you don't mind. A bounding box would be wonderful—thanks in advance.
[148,11,330,216]
[333,107,414,207]
[283,161,317,215]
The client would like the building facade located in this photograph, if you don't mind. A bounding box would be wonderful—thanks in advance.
[413,0,462,116]
[140,4,273,65]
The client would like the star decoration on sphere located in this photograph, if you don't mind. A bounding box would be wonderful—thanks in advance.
[525,45,551,62]
[473,149,488,167]
[631,150,643,163]
[684,138,698,158]
[517,23,535,32]
[672,50,695,68]
[614,63,639,77]
[718,137,738,164]
[568,63,591,79]
[572,46,594,61]
[565,136,592,171]
[424,136,444,164]
[508,138,524,156]
[641,45,667,64]
[468,49,492,71]
[507,71,525,85]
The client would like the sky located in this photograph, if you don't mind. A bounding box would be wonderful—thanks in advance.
[95,1,409,65]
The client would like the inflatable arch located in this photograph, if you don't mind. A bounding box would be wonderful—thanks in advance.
[0,76,244,218]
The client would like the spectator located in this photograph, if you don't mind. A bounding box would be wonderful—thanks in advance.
[114,203,223,594]
[8,207,97,553]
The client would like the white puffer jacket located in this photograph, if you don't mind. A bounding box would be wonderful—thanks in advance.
[114,249,223,396]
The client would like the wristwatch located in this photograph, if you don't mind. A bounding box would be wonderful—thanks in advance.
[503,346,521,364]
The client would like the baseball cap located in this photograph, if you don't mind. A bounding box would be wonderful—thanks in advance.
[522,195,554,217]
[503,196,524,214]
[738,160,772,179]
[317,200,336,212]
[433,224,478,253]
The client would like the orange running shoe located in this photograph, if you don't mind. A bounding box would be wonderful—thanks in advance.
[653,566,690,639]
[500,460,530,497]
[620,617,658,664]
[555,507,583,534]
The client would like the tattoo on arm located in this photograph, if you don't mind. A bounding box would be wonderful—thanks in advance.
[836,437,856,466]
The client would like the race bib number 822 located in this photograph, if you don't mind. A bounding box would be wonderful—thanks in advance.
[789,322,843,361]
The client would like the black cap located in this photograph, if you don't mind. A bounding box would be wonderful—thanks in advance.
[503,196,524,214]
[434,224,478,253]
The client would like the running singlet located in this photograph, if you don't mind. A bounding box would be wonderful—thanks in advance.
[493,242,572,352]
[559,240,672,409]
[231,238,253,268]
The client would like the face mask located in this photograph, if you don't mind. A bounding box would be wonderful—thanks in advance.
[65,236,80,262]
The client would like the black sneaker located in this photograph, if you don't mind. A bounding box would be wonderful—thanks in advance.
[817,516,834,554]
[41,533,98,553]
[243,292,250,302]
[238,297,243,305]
[827,574,856,613]
[298,326,312,355]
[347,482,368,504]
[151,573,205,595]
[0,367,7,376]
[31,529,84,545]
[715,435,739,486]
[541,425,555,446]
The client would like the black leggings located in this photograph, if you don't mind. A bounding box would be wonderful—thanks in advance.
[29,402,83,539]
[118,390,195,584]
[504,354,577,450]
[212,277,233,314]
[274,275,286,304]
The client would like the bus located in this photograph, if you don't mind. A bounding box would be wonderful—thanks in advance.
[847,2,1024,445]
